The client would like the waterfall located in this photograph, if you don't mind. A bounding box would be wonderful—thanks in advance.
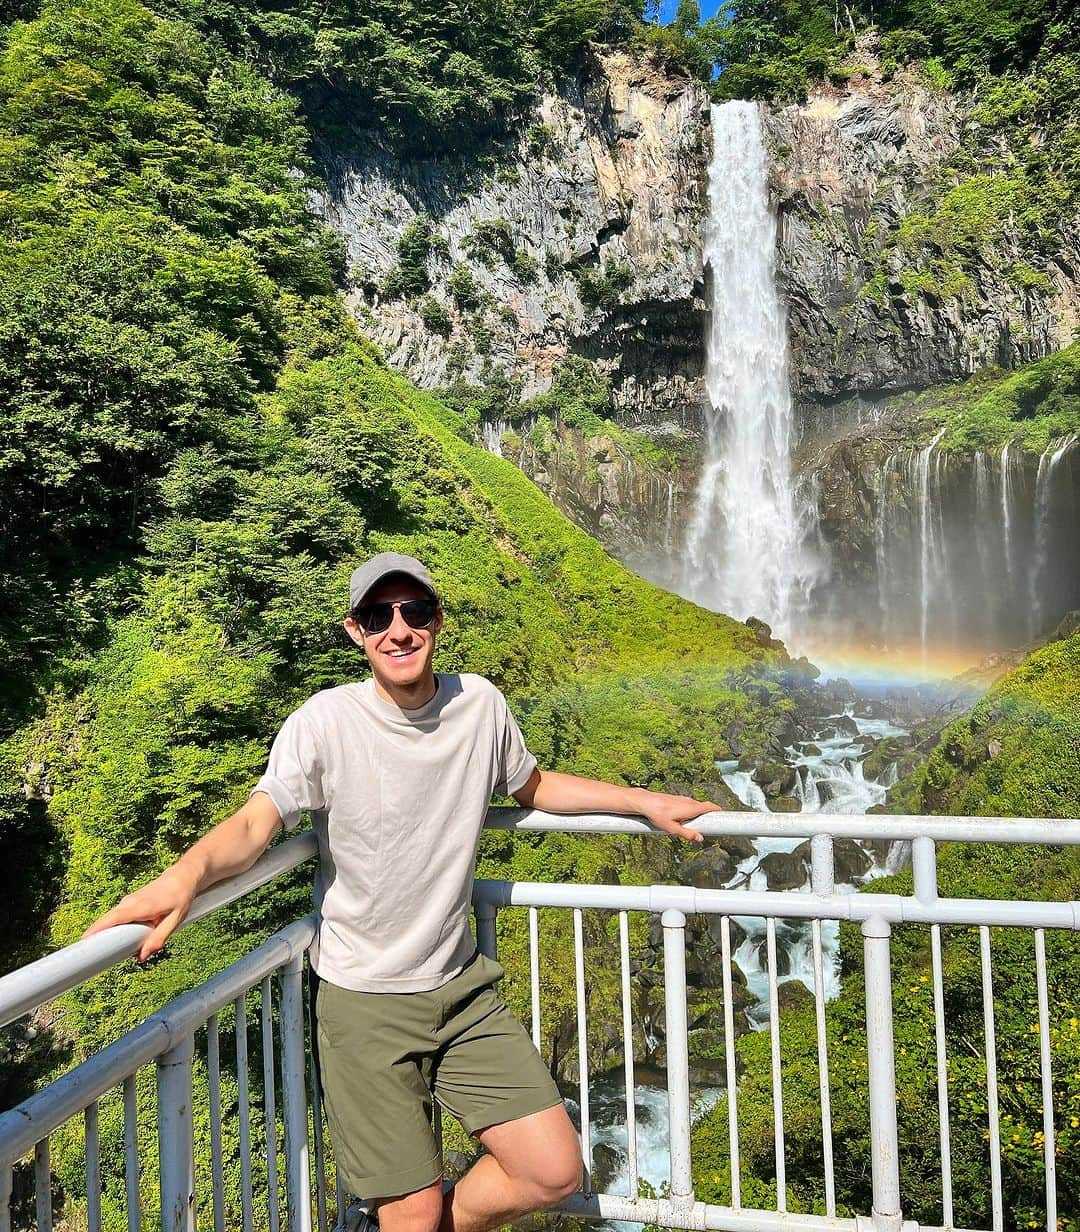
[1030,433,1077,636]
[875,453,894,640]
[1000,440,1016,584]
[680,102,821,641]
[974,452,996,639]
[916,429,946,665]
[482,419,512,456]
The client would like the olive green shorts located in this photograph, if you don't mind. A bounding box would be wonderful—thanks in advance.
[315,952,564,1200]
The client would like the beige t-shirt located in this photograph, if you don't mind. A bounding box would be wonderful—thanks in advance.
[251,673,536,992]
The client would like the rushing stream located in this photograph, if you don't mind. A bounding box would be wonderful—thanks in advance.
[586,707,908,1209]
[719,709,907,1022]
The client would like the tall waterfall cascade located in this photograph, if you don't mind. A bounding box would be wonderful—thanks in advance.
[679,102,823,642]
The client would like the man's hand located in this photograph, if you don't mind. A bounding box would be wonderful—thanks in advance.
[633,790,719,844]
[513,768,719,841]
[82,863,201,962]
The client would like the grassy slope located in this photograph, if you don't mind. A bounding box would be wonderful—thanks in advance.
[31,339,783,1047]
[911,342,1080,454]
[887,628,1080,817]
[11,337,793,1227]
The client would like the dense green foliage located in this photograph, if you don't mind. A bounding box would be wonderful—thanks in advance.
[704,0,1077,102]
[145,0,651,150]
[920,344,1080,454]
[870,342,1080,454]
[0,0,343,726]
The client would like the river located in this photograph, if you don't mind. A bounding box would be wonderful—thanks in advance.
[585,705,909,1211]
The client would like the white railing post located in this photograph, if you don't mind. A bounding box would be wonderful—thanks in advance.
[662,909,693,1210]
[157,1031,197,1232]
[810,833,835,896]
[862,915,902,1232]
[911,836,938,904]
[280,953,312,1232]
[476,903,498,961]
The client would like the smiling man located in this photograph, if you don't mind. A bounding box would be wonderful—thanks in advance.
[85,552,718,1232]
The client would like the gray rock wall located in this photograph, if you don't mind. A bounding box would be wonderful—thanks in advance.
[313,47,712,426]
[763,64,1080,422]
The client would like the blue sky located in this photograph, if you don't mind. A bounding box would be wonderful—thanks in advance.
[656,0,726,20]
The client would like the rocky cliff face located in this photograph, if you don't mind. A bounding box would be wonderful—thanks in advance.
[314,43,1080,608]
[763,53,1080,424]
[313,48,712,426]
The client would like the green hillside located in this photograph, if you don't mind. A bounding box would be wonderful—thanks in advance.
[888,628,1080,817]
[0,0,789,1086]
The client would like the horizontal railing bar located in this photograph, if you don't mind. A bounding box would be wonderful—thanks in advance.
[0,917,316,1164]
[6,805,1078,1026]
[0,834,318,1029]
[487,807,1080,845]
[556,1193,986,1232]
[556,1192,860,1231]
[474,880,1080,930]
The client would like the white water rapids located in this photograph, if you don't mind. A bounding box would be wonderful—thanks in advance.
[587,710,907,1212]
[679,101,822,642]
[720,711,907,1022]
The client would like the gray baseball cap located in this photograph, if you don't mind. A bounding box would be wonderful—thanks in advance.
[349,552,438,612]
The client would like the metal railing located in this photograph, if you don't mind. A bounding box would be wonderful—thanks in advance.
[2,809,1078,1232]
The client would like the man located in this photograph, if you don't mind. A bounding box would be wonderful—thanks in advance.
[85,553,719,1232]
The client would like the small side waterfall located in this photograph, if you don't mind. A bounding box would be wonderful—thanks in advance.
[679,102,822,641]
[1031,432,1077,636]
[869,432,1080,663]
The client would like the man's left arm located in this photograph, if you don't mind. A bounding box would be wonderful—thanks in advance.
[512,768,718,843]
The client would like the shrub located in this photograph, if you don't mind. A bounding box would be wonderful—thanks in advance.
[448,263,481,309]
[463,219,516,268]
[417,295,452,335]
[397,216,435,298]
[880,28,931,64]
[510,250,539,283]
[574,258,634,312]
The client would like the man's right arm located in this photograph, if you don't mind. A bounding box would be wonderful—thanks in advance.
[81,792,283,962]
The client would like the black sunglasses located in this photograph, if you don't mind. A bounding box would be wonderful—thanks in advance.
[353,598,438,635]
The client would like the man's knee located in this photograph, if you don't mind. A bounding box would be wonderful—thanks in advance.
[375,1181,444,1232]
[524,1124,583,1206]
[537,1147,583,1205]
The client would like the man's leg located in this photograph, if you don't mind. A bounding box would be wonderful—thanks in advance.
[438,1104,582,1232]
[375,1182,445,1232]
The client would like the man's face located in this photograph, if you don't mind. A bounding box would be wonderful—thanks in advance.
[344,577,442,693]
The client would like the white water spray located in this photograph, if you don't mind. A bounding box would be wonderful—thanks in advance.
[680,102,821,640]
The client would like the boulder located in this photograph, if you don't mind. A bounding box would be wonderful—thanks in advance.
[751,762,798,797]
[757,848,809,892]
[683,843,749,889]
[833,839,874,885]
[777,980,814,1013]
[766,795,802,813]
[706,914,748,952]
